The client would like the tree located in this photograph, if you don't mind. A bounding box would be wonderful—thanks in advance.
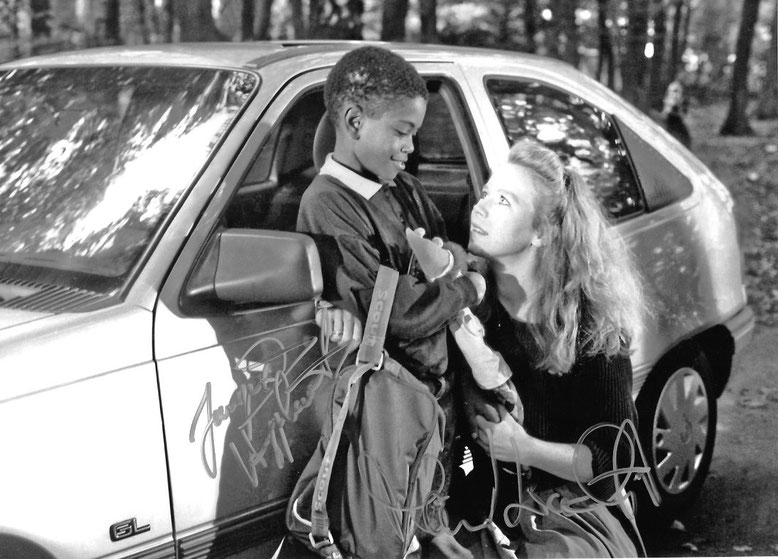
[242,0,256,39]
[256,0,274,39]
[105,0,120,44]
[524,0,538,53]
[596,0,615,88]
[419,0,437,43]
[667,0,686,83]
[648,0,668,109]
[173,0,225,41]
[622,0,651,108]
[551,0,580,66]
[721,0,762,135]
[755,0,777,118]
[137,0,150,43]
[290,0,305,38]
[381,0,408,41]
[31,0,51,38]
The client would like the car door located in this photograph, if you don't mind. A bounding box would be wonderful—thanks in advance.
[152,61,493,557]
[152,69,349,558]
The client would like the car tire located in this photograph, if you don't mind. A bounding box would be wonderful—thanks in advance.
[635,346,717,523]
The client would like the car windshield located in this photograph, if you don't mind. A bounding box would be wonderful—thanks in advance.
[0,66,257,292]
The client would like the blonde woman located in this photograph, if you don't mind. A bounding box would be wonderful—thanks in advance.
[462,138,646,558]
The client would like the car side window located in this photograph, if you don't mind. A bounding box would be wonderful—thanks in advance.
[223,80,481,246]
[485,79,645,221]
[224,89,325,232]
[416,81,482,246]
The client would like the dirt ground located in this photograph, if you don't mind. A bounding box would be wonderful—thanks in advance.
[642,102,778,558]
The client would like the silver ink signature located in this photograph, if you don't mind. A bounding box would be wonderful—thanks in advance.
[189,334,350,486]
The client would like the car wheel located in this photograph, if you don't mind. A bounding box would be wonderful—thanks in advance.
[636,347,716,521]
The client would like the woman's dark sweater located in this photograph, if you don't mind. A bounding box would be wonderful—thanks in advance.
[483,300,638,498]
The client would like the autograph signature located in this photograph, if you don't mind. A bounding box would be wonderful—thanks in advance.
[189,334,350,486]
[419,419,661,537]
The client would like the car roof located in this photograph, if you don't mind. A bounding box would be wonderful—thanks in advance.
[0,40,574,75]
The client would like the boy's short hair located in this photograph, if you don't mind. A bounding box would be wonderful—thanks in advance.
[324,46,428,122]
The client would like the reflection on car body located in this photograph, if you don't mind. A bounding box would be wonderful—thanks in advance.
[0,42,753,558]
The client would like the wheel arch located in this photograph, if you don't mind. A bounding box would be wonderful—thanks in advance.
[640,324,735,402]
[0,533,57,559]
[692,324,735,398]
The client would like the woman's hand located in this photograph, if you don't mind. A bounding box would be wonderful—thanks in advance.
[315,300,362,353]
[475,413,531,464]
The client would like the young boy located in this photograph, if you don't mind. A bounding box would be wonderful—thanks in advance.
[296,46,479,558]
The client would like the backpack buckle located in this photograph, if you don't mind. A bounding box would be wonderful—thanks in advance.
[309,530,336,550]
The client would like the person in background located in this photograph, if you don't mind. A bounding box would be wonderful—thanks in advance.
[662,80,692,148]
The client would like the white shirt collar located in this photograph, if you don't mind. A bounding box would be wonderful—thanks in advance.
[320,153,393,200]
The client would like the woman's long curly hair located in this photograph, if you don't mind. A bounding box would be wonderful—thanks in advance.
[508,139,644,374]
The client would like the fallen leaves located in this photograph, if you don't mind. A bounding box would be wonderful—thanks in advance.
[737,386,778,409]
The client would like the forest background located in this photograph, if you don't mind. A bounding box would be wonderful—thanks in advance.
[0,0,777,326]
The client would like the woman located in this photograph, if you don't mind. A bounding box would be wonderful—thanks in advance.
[461,138,647,558]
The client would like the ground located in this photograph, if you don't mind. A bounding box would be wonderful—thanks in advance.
[643,101,778,558]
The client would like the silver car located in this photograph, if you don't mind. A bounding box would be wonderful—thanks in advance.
[0,42,753,558]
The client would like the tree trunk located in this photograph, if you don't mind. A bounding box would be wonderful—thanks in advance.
[524,0,537,53]
[419,0,437,43]
[497,0,511,45]
[622,0,650,108]
[173,0,226,42]
[668,0,684,82]
[597,0,615,87]
[31,0,51,37]
[680,0,692,55]
[256,0,273,39]
[137,0,150,43]
[552,0,579,66]
[289,0,305,38]
[755,0,778,119]
[381,0,408,41]
[242,0,256,40]
[105,0,120,44]
[648,0,667,110]
[147,0,164,42]
[721,0,762,135]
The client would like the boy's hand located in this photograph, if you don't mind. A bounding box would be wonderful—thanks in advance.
[405,227,452,281]
[315,300,362,353]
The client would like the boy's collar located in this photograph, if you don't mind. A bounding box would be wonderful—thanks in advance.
[321,153,395,199]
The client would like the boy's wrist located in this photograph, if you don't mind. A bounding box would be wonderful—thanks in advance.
[453,274,480,307]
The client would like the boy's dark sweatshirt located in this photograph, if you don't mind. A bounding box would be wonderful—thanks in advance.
[296,157,478,389]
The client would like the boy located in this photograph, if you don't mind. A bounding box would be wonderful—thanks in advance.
[296,46,479,558]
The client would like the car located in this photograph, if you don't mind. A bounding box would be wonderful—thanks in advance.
[0,41,754,558]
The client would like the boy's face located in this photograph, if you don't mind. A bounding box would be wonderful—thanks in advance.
[353,96,427,183]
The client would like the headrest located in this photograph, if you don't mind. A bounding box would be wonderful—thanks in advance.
[312,113,336,171]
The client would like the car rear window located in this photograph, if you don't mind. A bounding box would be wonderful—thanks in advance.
[0,66,257,292]
[485,78,645,221]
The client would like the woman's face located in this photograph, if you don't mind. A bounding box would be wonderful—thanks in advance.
[468,162,541,260]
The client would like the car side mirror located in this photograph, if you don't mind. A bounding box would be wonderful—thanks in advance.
[183,229,323,309]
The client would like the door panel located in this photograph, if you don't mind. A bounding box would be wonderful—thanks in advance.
[155,302,339,524]
[153,69,345,557]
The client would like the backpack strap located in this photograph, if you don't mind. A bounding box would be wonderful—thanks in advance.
[309,265,400,551]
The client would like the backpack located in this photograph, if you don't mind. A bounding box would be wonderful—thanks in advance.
[285,266,446,558]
